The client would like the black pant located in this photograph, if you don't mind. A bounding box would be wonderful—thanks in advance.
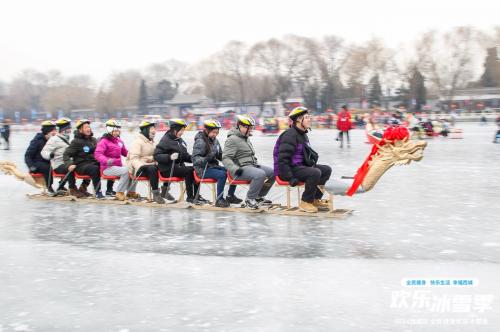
[76,163,101,192]
[161,165,198,199]
[339,131,350,145]
[137,165,159,190]
[291,164,332,203]
[53,164,77,189]
[32,161,52,188]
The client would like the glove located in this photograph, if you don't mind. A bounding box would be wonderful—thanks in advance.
[170,152,179,160]
[107,159,114,166]
[49,152,55,159]
[29,166,37,172]
[235,168,244,177]
[206,151,216,162]
[289,178,299,187]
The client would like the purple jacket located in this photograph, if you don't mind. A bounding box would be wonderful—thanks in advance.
[94,135,128,172]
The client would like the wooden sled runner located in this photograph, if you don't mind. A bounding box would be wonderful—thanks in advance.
[26,192,353,219]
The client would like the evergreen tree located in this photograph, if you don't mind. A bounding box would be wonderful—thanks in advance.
[138,80,148,115]
[480,48,500,87]
[409,68,426,111]
[368,74,382,107]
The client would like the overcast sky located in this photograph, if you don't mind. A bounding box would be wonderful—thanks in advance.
[1,0,499,82]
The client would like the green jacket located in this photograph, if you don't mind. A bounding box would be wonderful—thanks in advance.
[222,128,258,176]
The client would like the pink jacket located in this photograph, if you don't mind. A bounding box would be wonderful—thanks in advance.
[94,135,128,172]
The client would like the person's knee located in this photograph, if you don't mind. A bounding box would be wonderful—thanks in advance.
[306,168,321,182]
[321,165,332,177]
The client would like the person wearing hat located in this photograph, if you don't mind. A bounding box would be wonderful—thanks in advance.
[273,107,332,213]
[222,114,275,209]
[63,119,104,199]
[154,119,208,204]
[337,104,352,148]
[192,119,242,208]
[25,120,58,193]
[40,118,84,198]
[127,120,164,204]
[95,119,136,201]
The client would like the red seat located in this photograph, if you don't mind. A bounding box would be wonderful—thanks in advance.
[158,171,184,183]
[75,172,91,180]
[100,170,120,180]
[52,170,66,178]
[227,171,250,185]
[193,171,217,183]
[29,172,44,178]
[158,171,186,202]
[129,173,148,181]
[275,176,304,186]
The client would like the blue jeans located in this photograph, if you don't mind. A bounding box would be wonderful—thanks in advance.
[204,167,236,198]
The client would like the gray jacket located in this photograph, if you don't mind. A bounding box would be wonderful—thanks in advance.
[222,128,258,176]
[192,131,223,176]
[41,133,71,169]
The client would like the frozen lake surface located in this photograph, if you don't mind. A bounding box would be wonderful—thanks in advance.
[0,123,499,331]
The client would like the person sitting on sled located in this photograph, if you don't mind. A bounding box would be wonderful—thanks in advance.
[63,119,104,199]
[40,118,85,198]
[154,119,208,205]
[25,120,57,194]
[222,114,275,209]
[192,119,242,208]
[127,121,164,204]
[273,107,332,213]
[95,119,137,201]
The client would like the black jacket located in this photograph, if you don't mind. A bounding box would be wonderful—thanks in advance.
[63,131,99,169]
[25,132,49,168]
[192,131,223,176]
[154,131,192,173]
[275,125,318,181]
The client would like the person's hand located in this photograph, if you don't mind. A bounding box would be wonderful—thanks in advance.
[207,151,216,161]
[170,152,179,160]
[235,168,244,177]
[289,178,299,187]
[29,166,37,172]
[68,165,76,172]
[107,159,114,166]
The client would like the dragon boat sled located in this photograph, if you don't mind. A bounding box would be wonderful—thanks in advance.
[1,127,427,219]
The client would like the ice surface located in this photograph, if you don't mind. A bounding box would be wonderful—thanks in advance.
[0,123,499,331]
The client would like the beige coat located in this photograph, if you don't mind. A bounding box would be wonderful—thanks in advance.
[127,133,156,175]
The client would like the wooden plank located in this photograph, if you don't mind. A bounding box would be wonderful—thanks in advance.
[26,193,352,219]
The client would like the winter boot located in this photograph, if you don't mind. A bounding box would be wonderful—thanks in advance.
[126,191,141,199]
[70,188,85,198]
[95,191,105,200]
[161,185,175,201]
[78,184,92,197]
[115,192,126,201]
[152,189,165,204]
[299,200,318,213]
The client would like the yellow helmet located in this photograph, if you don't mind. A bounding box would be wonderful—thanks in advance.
[41,120,57,134]
[139,120,156,129]
[289,107,309,120]
[41,120,56,128]
[55,117,71,127]
[169,118,187,128]
[75,119,91,129]
[236,114,256,127]
[105,119,121,128]
[204,119,221,129]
